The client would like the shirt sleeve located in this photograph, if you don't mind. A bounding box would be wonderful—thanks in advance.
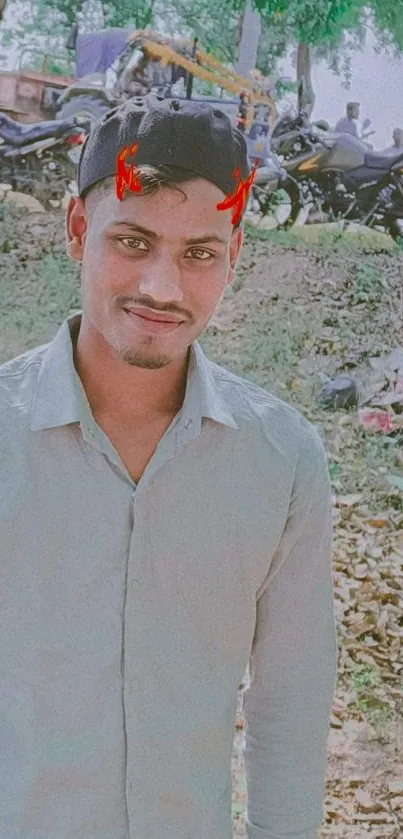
[242,418,338,839]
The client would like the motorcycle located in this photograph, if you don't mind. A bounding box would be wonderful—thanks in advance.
[245,129,303,228]
[269,120,403,240]
[0,112,89,209]
[271,109,375,156]
[270,109,314,159]
[249,156,302,227]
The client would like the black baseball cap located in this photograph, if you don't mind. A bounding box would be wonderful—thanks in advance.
[77,96,251,199]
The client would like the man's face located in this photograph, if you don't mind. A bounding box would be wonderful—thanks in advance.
[66,178,243,370]
[349,104,359,120]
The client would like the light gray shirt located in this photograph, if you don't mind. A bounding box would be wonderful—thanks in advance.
[0,311,337,839]
[334,116,358,136]
[381,145,403,156]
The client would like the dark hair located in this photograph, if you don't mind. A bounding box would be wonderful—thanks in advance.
[83,164,244,228]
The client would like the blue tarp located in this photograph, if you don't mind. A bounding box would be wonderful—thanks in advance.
[75,28,133,78]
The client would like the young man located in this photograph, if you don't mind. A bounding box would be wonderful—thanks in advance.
[0,98,337,839]
[236,89,251,133]
[335,101,360,136]
[383,126,403,154]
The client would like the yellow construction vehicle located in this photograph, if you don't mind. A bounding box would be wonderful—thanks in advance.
[0,26,276,135]
[130,30,276,134]
[55,27,276,132]
[124,29,276,130]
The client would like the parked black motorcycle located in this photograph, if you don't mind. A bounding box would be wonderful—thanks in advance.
[0,112,88,209]
[269,122,403,240]
[250,157,302,227]
[242,129,303,227]
[271,109,373,159]
[271,110,333,159]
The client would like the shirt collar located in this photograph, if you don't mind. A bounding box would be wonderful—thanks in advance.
[30,311,239,432]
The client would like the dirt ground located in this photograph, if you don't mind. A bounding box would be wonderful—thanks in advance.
[1,203,403,838]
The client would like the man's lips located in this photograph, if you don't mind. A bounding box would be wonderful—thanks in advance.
[122,306,184,323]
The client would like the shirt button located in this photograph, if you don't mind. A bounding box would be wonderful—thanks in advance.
[184,418,193,429]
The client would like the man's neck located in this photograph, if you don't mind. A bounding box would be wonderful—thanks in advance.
[72,318,190,427]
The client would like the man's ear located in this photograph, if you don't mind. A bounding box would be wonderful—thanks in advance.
[66,195,88,262]
[227,225,243,285]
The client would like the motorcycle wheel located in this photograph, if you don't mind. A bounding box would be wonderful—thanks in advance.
[385,218,403,243]
[253,178,302,229]
[9,153,75,210]
[56,95,112,127]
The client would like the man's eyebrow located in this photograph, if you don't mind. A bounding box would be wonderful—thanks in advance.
[112,221,227,245]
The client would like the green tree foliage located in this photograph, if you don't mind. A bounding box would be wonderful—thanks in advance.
[251,1,367,47]
[0,0,159,74]
[3,0,403,97]
[162,0,241,64]
[33,0,157,29]
[241,0,403,107]
[245,0,403,53]
[36,0,83,27]
[100,0,156,28]
[371,0,403,53]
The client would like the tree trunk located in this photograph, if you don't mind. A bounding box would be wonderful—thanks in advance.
[141,0,156,29]
[297,42,315,117]
[0,0,7,21]
[236,0,261,78]
[236,11,244,52]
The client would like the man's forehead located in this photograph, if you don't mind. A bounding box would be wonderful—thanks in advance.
[100,180,233,233]
[114,140,255,227]
[103,175,225,207]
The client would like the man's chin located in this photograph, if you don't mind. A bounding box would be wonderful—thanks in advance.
[119,347,174,369]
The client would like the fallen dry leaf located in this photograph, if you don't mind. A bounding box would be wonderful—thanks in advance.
[363,515,390,528]
[388,782,403,796]
[390,797,403,810]
[355,789,384,813]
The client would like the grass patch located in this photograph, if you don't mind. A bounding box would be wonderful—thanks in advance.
[200,296,323,409]
[0,253,80,363]
[243,221,399,256]
[348,663,393,735]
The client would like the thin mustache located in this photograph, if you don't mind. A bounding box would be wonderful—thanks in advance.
[119,300,190,319]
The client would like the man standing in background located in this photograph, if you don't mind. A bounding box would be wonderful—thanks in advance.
[382,127,403,154]
[335,101,361,136]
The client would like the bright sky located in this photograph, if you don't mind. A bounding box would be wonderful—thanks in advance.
[279,28,403,150]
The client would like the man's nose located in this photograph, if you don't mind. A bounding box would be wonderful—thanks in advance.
[137,254,184,302]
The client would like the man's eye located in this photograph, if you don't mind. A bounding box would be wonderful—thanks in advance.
[118,237,148,250]
[187,248,214,260]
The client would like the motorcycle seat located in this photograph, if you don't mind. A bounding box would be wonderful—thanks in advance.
[365,149,403,169]
[0,112,78,148]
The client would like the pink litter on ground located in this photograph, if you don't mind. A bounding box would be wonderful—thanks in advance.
[358,409,392,433]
